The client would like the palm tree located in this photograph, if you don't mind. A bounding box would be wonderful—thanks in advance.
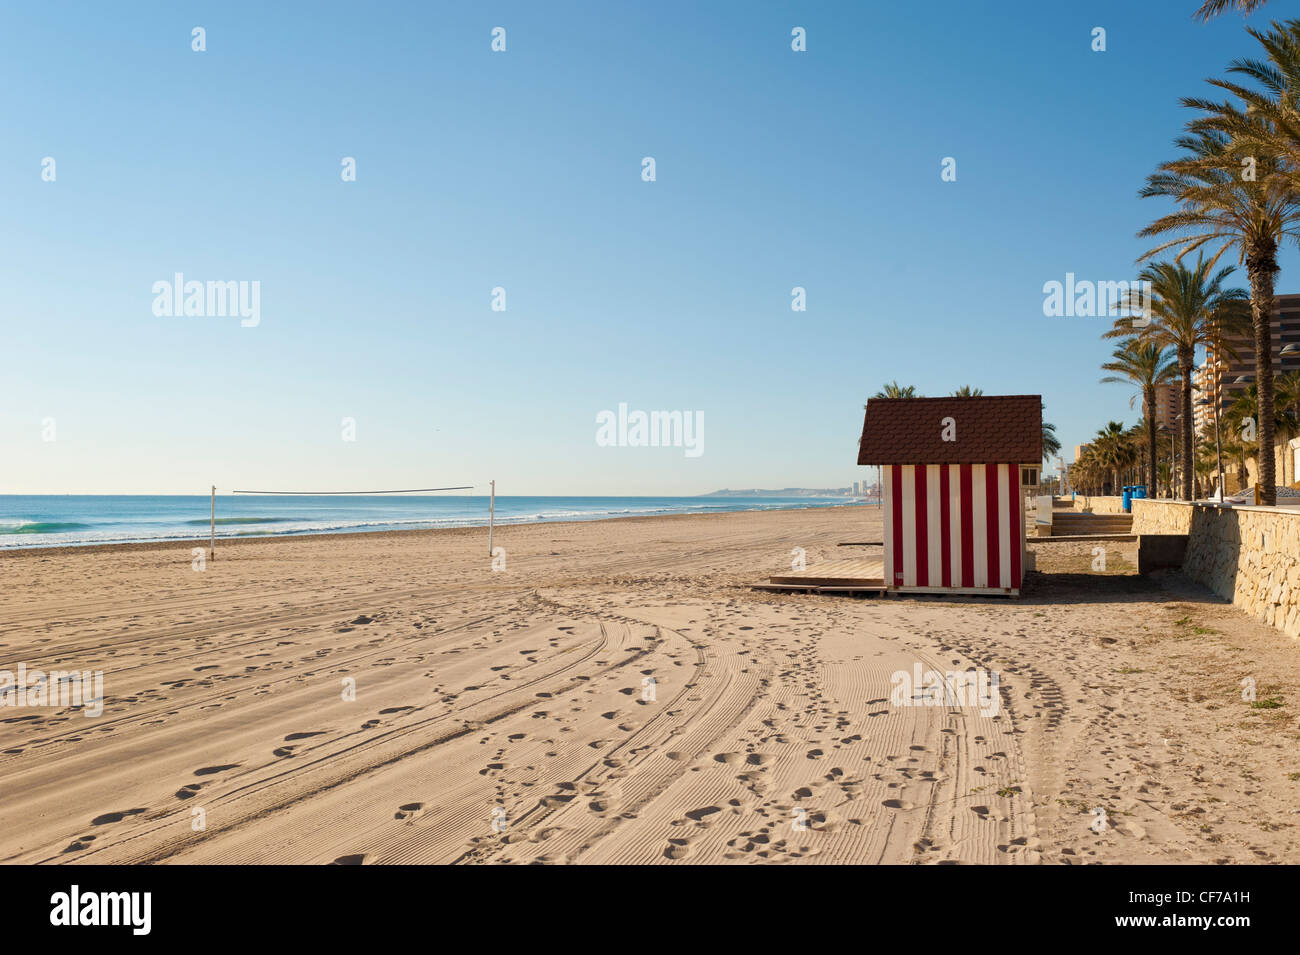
[1108,258,1250,499]
[1092,421,1133,495]
[1036,401,1060,467]
[950,385,984,397]
[1125,421,1151,489]
[1100,338,1179,497]
[1185,19,1300,500]
[1194,0,1270,21]
[1215,419,1252,493]
[1042,419,1061,462]
[1140,56,1300,506]
[1156,457,1174,497]
[1225,381,1300,488]
[1074,444,1105,495]
[871,381,919,400]
[1277,369,1300,484]
[1195,433,1222,495]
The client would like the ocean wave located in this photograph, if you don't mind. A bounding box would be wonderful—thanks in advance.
[183,517,294,526]
[0,521,93,535]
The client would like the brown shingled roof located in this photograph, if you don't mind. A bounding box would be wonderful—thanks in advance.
[856,395,1042,466]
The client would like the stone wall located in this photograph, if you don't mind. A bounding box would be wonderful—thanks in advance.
[1131,499,1300,640]
[1130,499,1192,535]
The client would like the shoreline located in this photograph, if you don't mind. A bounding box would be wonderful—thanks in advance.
[0,503,866,560]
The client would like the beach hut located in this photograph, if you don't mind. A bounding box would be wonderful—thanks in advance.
[858,395,1042,596]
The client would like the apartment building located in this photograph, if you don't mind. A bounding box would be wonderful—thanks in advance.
[1143,382,1181,431]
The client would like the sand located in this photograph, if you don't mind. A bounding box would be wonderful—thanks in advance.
[1,505,1297,865]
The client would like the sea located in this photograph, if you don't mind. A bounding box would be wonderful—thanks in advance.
[0,495,863,549]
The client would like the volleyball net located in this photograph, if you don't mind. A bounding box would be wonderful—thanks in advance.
[230,487,472,495]
[205,483,485,558]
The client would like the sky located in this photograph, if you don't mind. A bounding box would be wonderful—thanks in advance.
[3,0,1298,495]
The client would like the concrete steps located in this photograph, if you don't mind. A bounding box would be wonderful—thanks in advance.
[1050,512,1133,535]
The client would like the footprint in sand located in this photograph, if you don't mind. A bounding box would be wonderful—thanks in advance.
[194,764,241,776]
[62,835,97,853]
[174,783,203,800]
[685,806,722,823]
[664,839,692,860]
[332,854,366,865]
[394,802,424,821]
[91,808,147,825]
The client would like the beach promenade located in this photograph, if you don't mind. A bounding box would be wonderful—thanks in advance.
[1,506,1296,864]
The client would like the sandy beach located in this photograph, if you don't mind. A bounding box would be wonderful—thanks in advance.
[1,505,1297,865]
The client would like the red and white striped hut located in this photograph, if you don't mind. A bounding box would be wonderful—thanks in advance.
[857,395,1041,596]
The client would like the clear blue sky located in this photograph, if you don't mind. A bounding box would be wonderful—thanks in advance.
[3,0,1295,494]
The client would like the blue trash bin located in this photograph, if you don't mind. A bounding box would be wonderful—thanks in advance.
[1131,485,1147,500]
[1122,486,1133,512]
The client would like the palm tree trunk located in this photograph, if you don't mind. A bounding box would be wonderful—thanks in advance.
[1145,386,1157,499]
[1179,349,1194,501]
[1286,425,1292,487]
[1287,426,1294,487]
[1247,245,1277,505]
[1174,429,1180,497]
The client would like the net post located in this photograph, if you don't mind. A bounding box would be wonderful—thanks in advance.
[210,486,216,561]
[488,480,495,556]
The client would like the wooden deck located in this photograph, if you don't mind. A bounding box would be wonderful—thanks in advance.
[754,558,887,595]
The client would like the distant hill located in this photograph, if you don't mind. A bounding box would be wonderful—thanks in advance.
[700,487,857,497]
